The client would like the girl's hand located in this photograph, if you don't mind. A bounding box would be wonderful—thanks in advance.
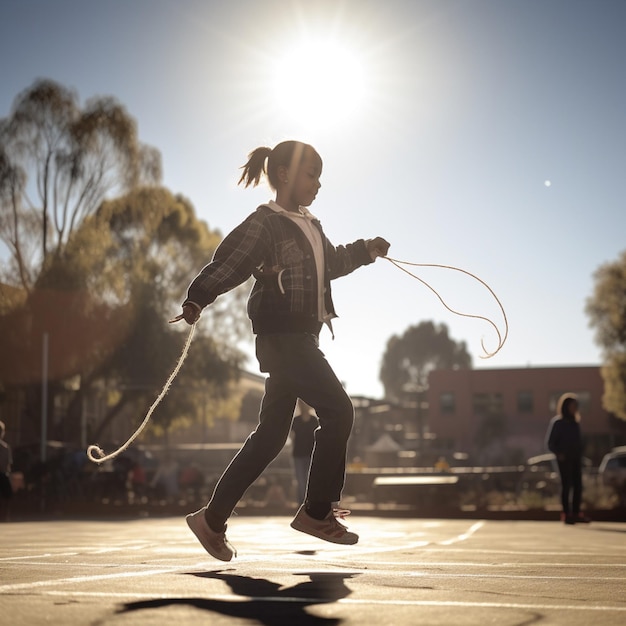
[169,302,201,325]
[367,237,390,260]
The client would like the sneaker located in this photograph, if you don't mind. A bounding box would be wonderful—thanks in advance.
[290,505,359,545]
[186,507,236,561]
[576,513,591,524]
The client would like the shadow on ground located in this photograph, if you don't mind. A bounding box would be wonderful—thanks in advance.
[113,569,360,625]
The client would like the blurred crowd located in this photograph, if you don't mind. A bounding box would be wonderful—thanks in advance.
[9,443,209,510]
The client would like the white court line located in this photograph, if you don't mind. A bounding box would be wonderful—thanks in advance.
[0,552,80,561]
[1,520,486,565]
[419,547,626,556]
[437,521,484,545]
[4,519,621,596]
[6,559,622,596]
[235,565,626,582]
[0,567,187,593]
[4,558,625,572]
[354,560,626,569]
[0,543,155,561]
[22,590,626,613]
[336,597,626,613]
[0,560,177,568]
[3,556,625,579]
[238,520,486,559]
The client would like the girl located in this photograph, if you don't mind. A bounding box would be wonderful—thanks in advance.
[177,140,390,561]
[546,393,590,525]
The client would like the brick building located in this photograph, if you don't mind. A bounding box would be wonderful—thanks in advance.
[426,365,626,465]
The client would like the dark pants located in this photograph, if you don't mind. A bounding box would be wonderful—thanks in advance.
[557,457,582,516]
[0,473,12,522]
[206,333,354,523]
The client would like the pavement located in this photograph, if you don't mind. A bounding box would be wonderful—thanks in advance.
[1,514,625,626]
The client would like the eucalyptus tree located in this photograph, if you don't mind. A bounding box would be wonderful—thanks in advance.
[0,78,161,290]
[587,250,626,421]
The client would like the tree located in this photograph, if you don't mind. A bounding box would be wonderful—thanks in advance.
[586,250,626,421]
[0,79,161,291]
[0,80,253,446]
[72,186,249,441]
[0,186,249,442]
[380,321,472,403]
[0,80,251,444]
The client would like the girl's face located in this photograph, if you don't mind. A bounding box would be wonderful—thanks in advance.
[288,151,322,208]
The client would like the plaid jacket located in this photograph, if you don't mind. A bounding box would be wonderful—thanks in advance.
[185,204,373,334]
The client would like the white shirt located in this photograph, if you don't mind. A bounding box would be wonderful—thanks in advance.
[266,200,332,329]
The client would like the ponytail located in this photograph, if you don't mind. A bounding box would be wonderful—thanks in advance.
[238,147,272,188]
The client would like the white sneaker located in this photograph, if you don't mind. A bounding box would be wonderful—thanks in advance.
[186,507,236,561]
[290,505,359,545]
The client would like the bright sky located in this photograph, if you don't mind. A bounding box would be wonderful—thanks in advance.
[1,0,625,398]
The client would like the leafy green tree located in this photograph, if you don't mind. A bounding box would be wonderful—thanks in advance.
[380,321,472,403]
[0,78,161,290]
[0,188,247,439]
[586,250,626,421]
[27,187,248,441]
[0,80,252,445]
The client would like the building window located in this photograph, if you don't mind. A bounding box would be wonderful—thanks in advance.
[472,392,504,416]
[517,391,533,413]
[440,392,455,414]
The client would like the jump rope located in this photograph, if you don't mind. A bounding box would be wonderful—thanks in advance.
[86,256,508,464]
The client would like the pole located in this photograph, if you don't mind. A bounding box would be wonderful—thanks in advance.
[40,332,49,513]
[81,393,86,450]
[41,332,48,464]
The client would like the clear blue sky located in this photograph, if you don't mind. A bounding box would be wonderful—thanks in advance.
[2,0,625,398]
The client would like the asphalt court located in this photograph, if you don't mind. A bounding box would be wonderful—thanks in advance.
[1,516,625,625]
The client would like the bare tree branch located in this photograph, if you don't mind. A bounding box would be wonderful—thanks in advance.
[0,79,162,290]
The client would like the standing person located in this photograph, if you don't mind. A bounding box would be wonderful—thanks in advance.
[129,460,147,504]
[291,399,319,505]
[150,453,180,504]
[0,421,13,521]
[175,140,390,561]
[546,393,591,525]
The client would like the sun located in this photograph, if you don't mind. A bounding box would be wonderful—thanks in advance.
[272,38,367,131]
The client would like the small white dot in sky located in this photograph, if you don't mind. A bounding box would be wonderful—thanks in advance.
[544,180,552,187]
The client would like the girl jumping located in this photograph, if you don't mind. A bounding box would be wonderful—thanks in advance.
[175,140,390,560]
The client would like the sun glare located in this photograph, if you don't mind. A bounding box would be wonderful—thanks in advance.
[272,39,367,130]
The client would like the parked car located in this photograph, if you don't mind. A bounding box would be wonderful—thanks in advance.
[599,446,626,496]
[521,453,592,496]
